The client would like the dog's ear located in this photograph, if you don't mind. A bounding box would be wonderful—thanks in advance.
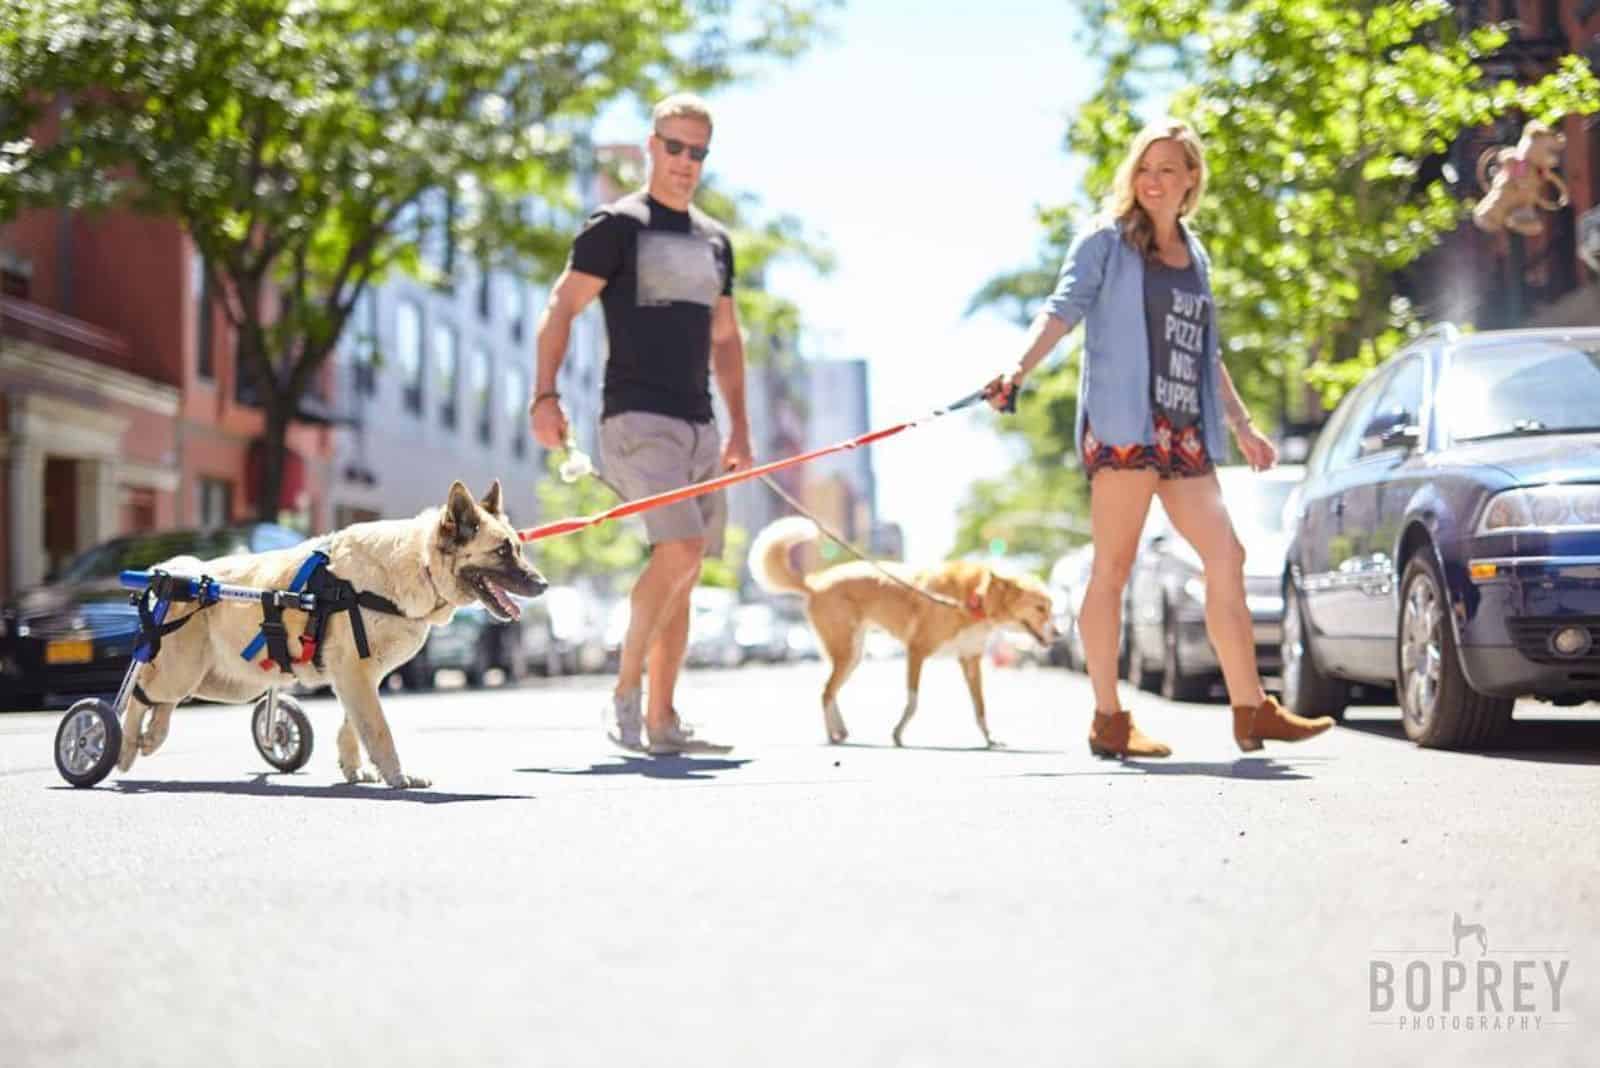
[975,568,995,612]
[440,480,480,546]
[981,570,1013,617]
[480,479,504,517]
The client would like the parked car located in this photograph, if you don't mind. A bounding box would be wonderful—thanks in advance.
[733,603,789,663]
[0,524,308,709]
[1124,465,1305,701]
[687,587,744,668]
[542,584,608,674]
[1283,325,1600,747]
[398,603,499,690]
[1046,545,1095,669]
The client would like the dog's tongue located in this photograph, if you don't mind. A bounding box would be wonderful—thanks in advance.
[487,580,521,621]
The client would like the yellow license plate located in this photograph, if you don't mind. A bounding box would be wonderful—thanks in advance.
[45,639,94,665]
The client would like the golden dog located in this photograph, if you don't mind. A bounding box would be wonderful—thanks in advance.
[750,517,1056,747]
[117,480,546,788]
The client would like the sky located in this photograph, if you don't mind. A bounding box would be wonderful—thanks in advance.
[596,0,1100,563]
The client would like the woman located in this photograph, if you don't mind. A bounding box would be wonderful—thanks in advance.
[986,118,1334,758]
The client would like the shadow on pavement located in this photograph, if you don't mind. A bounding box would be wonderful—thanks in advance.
[96,774,531,803]
[836,741,1062,755]
[1023,757,1317,782]
[1342,718,1600,765]
[519,755,751,781]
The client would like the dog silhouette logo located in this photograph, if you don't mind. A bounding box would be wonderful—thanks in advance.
[1452,912,1489,956]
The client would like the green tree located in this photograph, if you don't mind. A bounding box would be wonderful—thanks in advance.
[528,453,646,591]
[0,0,834,521]
[959,0,1598,554]
[1065,0,1598,405]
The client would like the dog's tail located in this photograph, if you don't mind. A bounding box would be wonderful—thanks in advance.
[748,517,819,596]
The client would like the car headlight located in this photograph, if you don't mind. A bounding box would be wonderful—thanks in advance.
[1477,485,1600,534]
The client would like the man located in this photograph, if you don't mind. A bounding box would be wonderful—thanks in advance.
[531,93,751,755]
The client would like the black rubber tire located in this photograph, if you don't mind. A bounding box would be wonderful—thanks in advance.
[1125,617,1161,692]
[1281,580,1349,722]
[251,695,314,773]
[1396,554,1513,749]
[401,658,433,692]
[1159,609,1211,703]
[54,698,122,788]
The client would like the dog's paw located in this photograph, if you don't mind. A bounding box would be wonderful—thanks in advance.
[342,765,380,785]
[891,729,905,748]
[384,772,431,789]
[137,731,165,757]
[826,728,848,744]
[986,738,1006,750]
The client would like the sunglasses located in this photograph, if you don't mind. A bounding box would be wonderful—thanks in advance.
[655,133,709,163]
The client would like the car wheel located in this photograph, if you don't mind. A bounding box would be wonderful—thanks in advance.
[1125,617,1160,692]
[251,693,314,773]
[1159,608,1210,703]
[401,658,433,692]
[464,647,490,689]
[1281,580,1348,721]
[1397,554,1513,748]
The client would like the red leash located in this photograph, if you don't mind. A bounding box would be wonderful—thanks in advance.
[517,387,993,544]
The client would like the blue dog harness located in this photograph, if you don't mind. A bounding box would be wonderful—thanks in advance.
[241,550,411,674]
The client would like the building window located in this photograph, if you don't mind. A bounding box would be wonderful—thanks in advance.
[121,487,158,533]
[471,345,492,444]
[197,478,232,531]
[190,251,214,382]
[396,300,423,414]
[497,272,523,339]
[418,189,454,289]
[434,321,458,429]
[350,289,378,395]
[504,365,526,458]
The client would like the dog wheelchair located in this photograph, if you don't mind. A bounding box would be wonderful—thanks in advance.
[52,568,318,788]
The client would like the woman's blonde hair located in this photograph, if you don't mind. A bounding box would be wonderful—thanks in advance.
[1103,117,1207,259]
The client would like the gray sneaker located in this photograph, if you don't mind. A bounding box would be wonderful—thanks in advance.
[647,722,733,756]
[606,688,644,752]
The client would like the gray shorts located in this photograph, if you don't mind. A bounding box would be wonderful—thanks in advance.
[599,410,727,557]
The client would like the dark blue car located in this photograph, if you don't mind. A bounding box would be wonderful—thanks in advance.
[0,524,307,709]
[1283,325,1600,748]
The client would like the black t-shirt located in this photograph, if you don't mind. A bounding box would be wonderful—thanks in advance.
[1144,259,1209,433]
[568,191,735,423]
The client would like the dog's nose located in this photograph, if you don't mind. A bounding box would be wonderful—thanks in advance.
[527,571,549,598]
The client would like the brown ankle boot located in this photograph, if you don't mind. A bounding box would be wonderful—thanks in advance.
[1088,709,1172,759]
[1232,696,1335,752]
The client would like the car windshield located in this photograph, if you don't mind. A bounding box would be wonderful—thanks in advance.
[1440,338,1600,442]
[1218,473,1297,534]
[56,531,250,582]
[54,526,303,582]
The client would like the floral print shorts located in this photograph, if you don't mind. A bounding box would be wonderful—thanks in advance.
[1081,414,1213,480]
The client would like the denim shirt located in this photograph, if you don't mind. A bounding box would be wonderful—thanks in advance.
[1042,220,1230,463]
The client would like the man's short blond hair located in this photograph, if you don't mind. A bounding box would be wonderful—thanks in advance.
[652,93,714,134]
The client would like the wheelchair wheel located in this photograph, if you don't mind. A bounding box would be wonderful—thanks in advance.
[54,698,122,788]
[251,693,314,773]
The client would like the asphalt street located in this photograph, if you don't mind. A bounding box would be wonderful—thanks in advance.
[2,660,1597,1067]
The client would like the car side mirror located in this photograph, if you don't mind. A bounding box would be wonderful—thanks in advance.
[1379,424,1421,451]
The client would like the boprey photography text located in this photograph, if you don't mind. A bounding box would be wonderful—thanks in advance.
[1369,914,1574,1033]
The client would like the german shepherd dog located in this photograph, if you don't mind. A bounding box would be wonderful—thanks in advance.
[750,517,1057,747]
[117,481,546,788]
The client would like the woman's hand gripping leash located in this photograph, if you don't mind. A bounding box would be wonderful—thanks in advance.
[982,372,1022,414]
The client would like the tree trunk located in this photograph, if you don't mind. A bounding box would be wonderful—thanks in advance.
[257,400,291,525]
